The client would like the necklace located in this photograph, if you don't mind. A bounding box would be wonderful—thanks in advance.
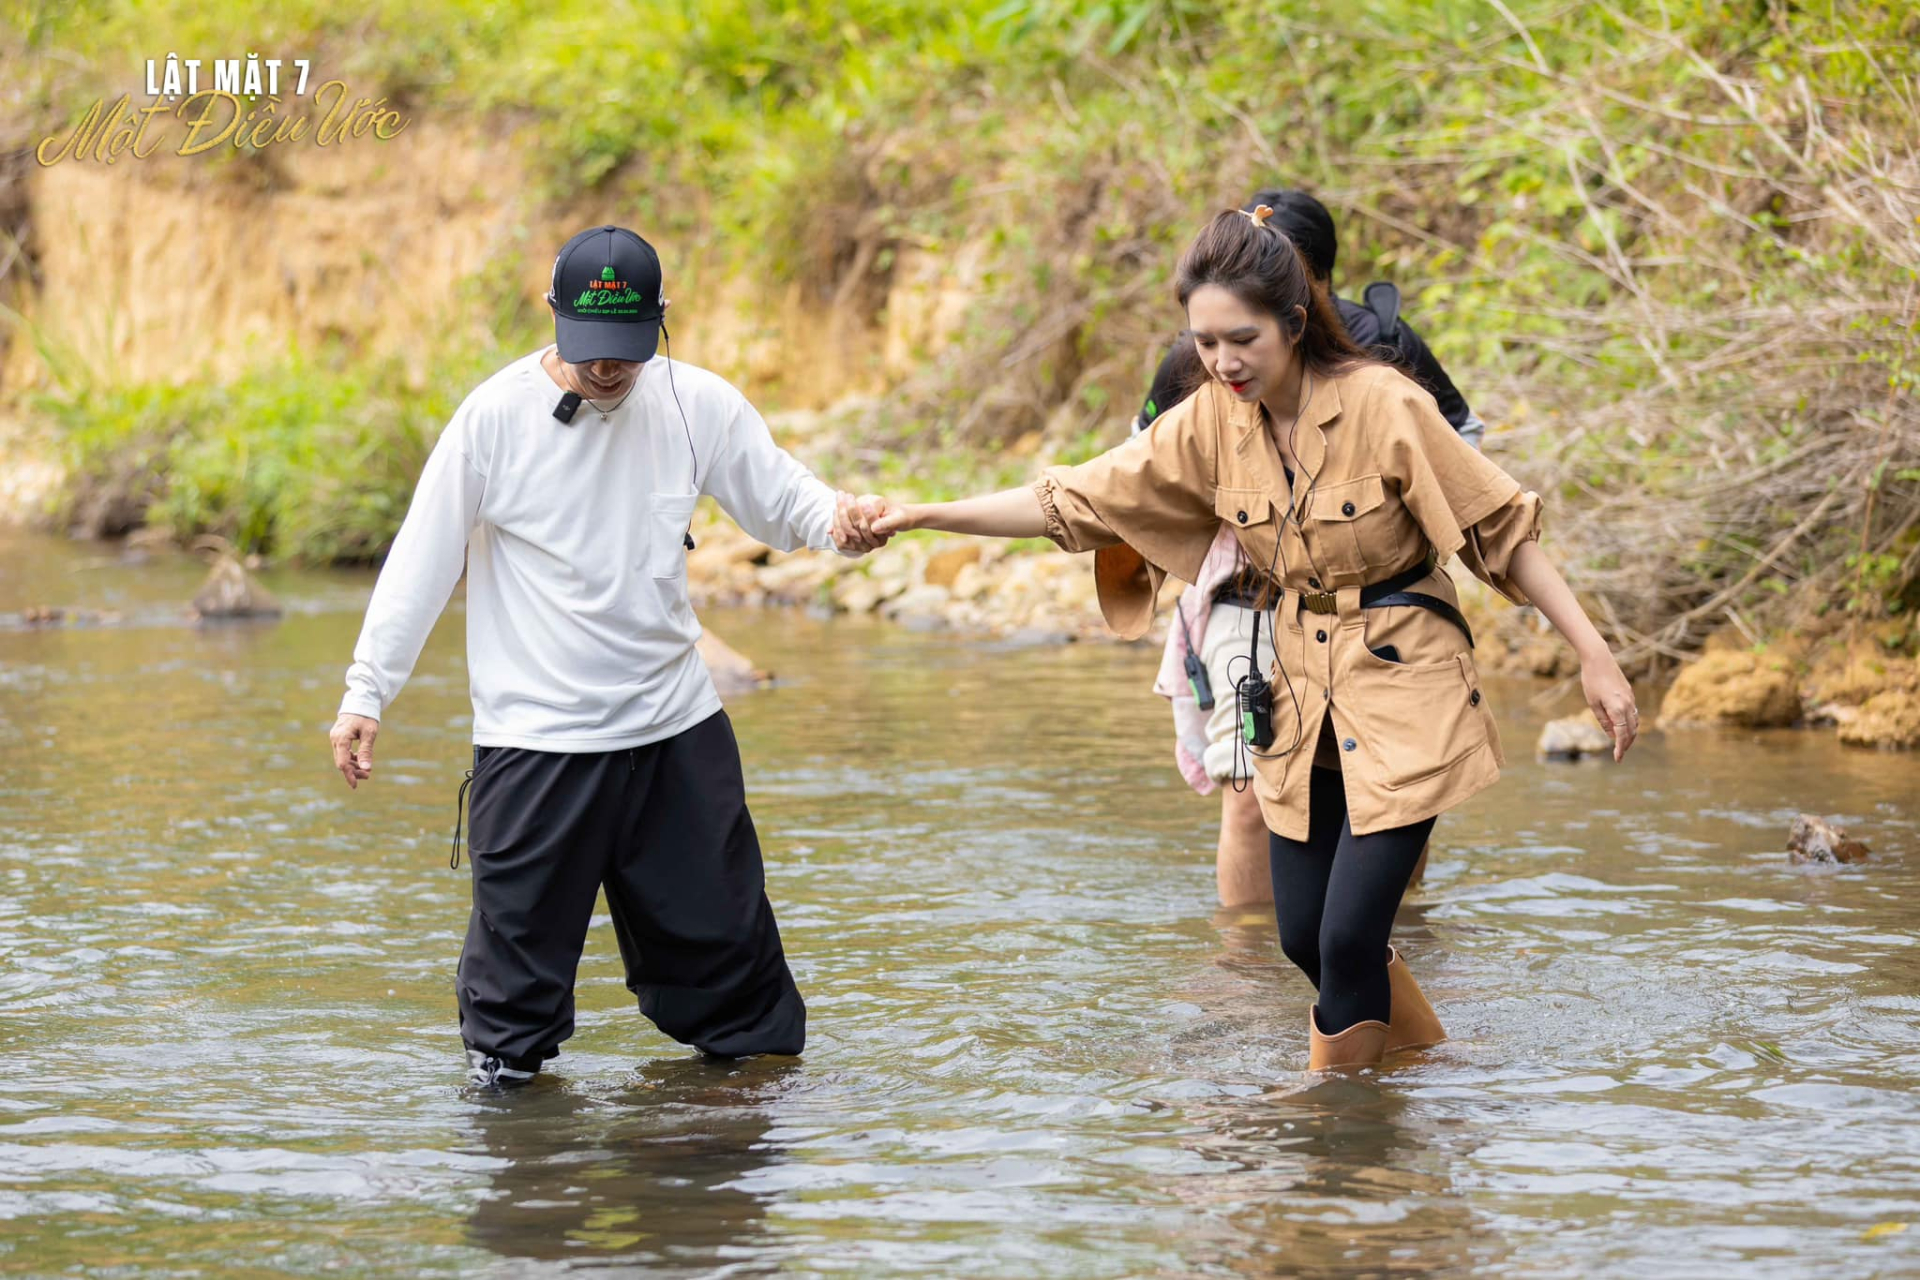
[585,382,638,418]
[546,347,639,418]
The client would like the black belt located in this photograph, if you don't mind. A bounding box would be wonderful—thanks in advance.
[1215,563,1475,647]
[1298,561,1476,648]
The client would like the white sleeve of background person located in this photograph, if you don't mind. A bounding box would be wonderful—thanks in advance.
[700,382,840,554]
[338,415,485,721]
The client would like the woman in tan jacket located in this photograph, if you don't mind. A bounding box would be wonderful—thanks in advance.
[862,208,1638,1071]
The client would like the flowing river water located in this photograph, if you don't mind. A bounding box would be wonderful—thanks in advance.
[2,527,1918,1278]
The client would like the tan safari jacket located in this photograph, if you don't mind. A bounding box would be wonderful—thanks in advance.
[1033,362,1543,840]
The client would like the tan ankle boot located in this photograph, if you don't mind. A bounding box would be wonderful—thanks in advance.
[1384,946,1446,1052]
[1406,841,1430,890]
[1308,1006,1388,1070]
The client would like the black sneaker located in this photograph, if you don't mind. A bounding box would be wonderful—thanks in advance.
[465,1048,538,1088]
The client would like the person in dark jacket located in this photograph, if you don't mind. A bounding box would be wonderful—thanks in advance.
[1136,189,1482,444]
[1137,188,1482,908]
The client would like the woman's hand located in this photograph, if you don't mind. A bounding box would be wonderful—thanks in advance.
[1580,648,1639,762]
[864,495,919,539]
[1506,542,1638,761]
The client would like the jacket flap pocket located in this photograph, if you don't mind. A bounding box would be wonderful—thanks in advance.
[1214,487,1274,528]
[1308,474,1385,523]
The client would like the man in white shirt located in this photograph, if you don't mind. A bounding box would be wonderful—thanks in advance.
[327,225,888,1087]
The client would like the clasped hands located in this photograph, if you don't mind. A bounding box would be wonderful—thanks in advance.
[830,492,914,555]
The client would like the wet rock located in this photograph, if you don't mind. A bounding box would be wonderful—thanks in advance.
[867,553,915,601]
[696,630,772,696]
[758,553,838,603]
[1787,814,1870,865]
[1658,651,1800,728]
[923,544,982,589]
[68,481,148,540]
[1801,637,1918,749]
[1003,626,1073,647]
[1838,690,1920,751]
[886,584,951,626]
[689,524,771,570]
[1536,715,1613,759]
[124,526,176,552]
[949,562,991,602]
[832,575,886,615]
[191,553,281,619]
[1805,699,1857,728]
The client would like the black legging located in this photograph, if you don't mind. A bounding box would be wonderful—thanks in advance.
[1269,765,1436,1035]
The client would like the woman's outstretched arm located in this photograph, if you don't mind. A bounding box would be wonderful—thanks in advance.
[867,488,1047,540]
[1506,541,1639,761]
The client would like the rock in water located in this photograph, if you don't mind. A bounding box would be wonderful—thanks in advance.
[923,544,983,589]
[1787,814,1870,865]
[697,631,772,696]
[1537,715,1614,759]
[191,554,280,619]
[1837,690,1920,751]
[1658,651,1801,728]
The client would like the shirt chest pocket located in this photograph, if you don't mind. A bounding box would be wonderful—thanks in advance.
[649,493,699,580]
[1303,473,1391,575]
[1215,485,1279,567]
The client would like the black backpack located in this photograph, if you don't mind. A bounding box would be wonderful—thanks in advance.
[1361,281,1401,343]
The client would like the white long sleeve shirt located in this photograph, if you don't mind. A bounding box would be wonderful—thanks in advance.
[338,347,839,750]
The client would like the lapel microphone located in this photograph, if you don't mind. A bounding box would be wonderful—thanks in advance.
[553,390,582,424]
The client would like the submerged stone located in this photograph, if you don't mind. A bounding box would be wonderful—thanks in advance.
[1787,814,1870,865]
[1537,715,1613,759]
[191,554,281,619]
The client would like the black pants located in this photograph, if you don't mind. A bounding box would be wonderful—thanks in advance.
[1268,766,1435,1036]
[456,710,805,1069]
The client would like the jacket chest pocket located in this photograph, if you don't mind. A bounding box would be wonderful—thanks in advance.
[650,493,699,580]
[1215,486,1278,571]
[1303,473,1389,575]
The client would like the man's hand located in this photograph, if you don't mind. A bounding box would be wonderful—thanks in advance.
[832,490,892,556]
[329,714,380,789]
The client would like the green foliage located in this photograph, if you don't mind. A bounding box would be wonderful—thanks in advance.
[34,349,469,561]
[10,0,1916,637]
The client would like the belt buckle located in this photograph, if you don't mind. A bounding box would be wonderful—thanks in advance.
[1303,591,1337,615]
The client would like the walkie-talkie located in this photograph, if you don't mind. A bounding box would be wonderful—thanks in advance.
[1173,597,1213,710]
[1239,670,1275,747]
[1183,652,1215,711]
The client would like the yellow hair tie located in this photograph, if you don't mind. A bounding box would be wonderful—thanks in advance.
[1242,204,1275,228]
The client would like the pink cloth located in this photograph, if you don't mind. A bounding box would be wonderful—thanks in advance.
[1152,526,1244,795]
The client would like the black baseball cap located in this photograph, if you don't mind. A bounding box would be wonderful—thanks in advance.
[547,225,665,364]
